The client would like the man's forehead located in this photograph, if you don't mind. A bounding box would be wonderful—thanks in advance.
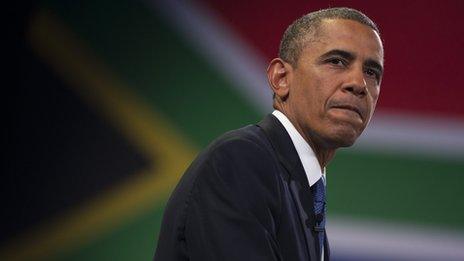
[311,19,384,62]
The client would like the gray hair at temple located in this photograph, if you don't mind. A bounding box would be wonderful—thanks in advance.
[279,7,380,66]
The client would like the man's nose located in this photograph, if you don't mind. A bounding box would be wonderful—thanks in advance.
[342,68,367,97]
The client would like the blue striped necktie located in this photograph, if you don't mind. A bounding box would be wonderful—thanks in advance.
[311,176,326,257]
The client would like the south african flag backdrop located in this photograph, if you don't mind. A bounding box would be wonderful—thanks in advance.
[7,0,464,260]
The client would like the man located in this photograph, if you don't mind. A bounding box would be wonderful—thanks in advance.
[154,7,383,261]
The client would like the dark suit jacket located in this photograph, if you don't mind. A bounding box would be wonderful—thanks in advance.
[154,114,329,261]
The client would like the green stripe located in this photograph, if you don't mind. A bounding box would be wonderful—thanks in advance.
[330,150,464,230]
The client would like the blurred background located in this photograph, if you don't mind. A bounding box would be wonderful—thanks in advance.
[7,0,464,260]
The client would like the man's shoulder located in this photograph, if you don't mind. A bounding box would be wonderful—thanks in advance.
[205,125,272,159]
[184,121,282,187]
[194,123,283,205]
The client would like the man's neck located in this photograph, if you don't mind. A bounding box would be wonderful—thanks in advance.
[274,106,336,169]
[305,137,335,170]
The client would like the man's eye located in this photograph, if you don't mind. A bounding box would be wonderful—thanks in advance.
[328,58,345,66]
[365,68,379,79]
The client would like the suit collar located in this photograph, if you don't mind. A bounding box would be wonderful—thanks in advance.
[257,114,311,191]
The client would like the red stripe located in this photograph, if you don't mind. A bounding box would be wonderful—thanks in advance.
[201,0,464,119]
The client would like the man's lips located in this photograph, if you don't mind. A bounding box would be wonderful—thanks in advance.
[329,103,364,119]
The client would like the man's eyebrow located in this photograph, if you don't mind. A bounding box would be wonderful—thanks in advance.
[320,49,384,74]
[319,49,356,61]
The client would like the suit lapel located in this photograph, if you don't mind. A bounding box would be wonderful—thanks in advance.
[257,114,310,187]
[257,114,319,260]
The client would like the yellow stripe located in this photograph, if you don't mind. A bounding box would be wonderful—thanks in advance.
[0,9,197,260]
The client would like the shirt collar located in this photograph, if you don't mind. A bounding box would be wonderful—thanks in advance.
[272,110,325,187]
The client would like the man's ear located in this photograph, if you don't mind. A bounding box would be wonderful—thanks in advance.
[267,58,291,101]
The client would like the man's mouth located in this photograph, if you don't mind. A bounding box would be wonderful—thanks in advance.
[330,104,363,119]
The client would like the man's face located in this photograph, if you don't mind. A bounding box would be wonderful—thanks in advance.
[286,19,384,148]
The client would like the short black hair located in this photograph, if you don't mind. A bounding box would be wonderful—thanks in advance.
[279,7,380,66]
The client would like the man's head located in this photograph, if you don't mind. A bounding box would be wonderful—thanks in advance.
[267,7,384,152]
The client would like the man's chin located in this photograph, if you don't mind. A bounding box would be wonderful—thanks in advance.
[326,126,362,148]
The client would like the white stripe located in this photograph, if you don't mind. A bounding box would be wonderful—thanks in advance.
[328,216,464,260]
[356,112,464,160]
